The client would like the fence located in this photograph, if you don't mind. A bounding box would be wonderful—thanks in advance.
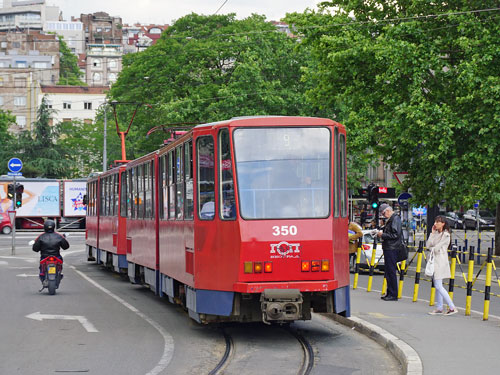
[352,241,500,321]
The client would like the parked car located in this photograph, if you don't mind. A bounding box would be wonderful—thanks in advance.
[351,230,385,271]
[0,212,12,234]
[462,210,495,230]
[441,211,464,229]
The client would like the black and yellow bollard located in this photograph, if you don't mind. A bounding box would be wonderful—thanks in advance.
[483,247,493,320]
[366,244,377,292]
[465,246,475,316]
[353,243,362,290]
[449,245,457,301]
[413,241,424,302]
[397,259,406,299]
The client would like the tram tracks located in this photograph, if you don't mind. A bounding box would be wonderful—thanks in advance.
[209,324,315,375]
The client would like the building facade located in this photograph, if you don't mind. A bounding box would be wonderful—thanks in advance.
[80,12,122,45]
[44,20,85,55]
[85,43,121,86]
[39,85,107,124]
[0,0,59,31]
[0,30,59,132]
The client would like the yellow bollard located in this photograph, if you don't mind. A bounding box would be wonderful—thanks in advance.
[429,280,436,306]
[449,245,457,301]
[353,246,362,289]
[413,242,424,302]
[397,260,406,298]
[465,246,475,316]
[381,277,387,296]
[366,245,377,292]
[483,248,493,321]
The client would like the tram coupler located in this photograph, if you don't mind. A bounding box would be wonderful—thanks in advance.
[260,289,303,324]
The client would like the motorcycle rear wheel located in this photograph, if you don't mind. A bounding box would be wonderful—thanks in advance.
[48,279,57,295]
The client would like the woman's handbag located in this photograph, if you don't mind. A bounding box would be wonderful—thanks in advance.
[425,252,435,277]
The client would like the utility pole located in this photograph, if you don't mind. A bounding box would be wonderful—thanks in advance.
[103,101,107,172]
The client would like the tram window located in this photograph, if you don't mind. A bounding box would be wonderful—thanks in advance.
[334,128,339,218]
[233,127,330,219]
[128,170,133,219]
[159,155,165,220]
[184,141,194,220]
[168,151,175,219]
[144,162,151,219]
[120,171,127,217]
[339,133,347,217]
[114,173,119,216]
[219,128,236,220]
[138,165,145,219]
[131,167,137,219]
[100,178,106,216]
[175,146,184,219]
[147,161,154,219]
[197,136,215,220]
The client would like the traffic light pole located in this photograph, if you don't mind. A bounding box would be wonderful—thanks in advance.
[11,175,16,256]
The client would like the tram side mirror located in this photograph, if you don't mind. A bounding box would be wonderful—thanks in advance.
[29,240,35,246]
[82,194,88,206]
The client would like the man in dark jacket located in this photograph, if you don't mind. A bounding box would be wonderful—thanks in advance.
[32,220,69,279]
[376,204,402,301]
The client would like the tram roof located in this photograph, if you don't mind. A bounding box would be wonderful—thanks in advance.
[194,116,340,129]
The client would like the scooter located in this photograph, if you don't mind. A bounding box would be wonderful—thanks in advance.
[38,256,63,295]
[30,235,68,295]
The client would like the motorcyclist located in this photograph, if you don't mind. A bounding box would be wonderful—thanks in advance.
[32,219,69,280]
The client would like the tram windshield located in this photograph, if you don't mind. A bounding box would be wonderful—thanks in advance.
[233,127,330,219]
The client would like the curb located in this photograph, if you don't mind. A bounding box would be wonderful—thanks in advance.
[327,313,423,375]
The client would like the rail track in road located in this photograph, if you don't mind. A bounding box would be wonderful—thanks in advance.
[209,324,315,375]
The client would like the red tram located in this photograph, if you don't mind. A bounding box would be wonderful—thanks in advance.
[86,116,350,323]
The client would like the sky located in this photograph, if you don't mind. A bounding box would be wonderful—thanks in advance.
[48,0,322,25]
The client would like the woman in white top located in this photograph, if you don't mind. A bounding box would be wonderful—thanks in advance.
[426,216,458,315]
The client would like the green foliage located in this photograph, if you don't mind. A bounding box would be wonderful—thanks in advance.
[108,13,319,160]
[58,36,86,86]
[287,1,500,207]
[0,110,16,174]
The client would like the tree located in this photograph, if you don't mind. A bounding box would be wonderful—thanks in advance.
[0,110,16,175]
[12,96,74,178]
[58,36,86,86]
[108,13,318,159]
[287,1,500,252]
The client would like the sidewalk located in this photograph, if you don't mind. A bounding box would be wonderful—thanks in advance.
[341,284,500,374]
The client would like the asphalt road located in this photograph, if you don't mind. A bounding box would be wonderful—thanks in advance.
[0,232,400,375]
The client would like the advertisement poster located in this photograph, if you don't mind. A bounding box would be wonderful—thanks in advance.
[63,181,87,217]
[0,181,60,217]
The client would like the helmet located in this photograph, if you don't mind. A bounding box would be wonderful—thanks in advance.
[44,219,55,233]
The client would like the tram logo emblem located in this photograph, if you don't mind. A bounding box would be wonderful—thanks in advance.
[270,241,301,258]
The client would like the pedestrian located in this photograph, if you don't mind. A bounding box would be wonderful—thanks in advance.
[348,221,363,270]
[376,204,402,301]
[426,216,458,315]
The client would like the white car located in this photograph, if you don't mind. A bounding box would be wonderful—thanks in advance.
[351,230,385,271]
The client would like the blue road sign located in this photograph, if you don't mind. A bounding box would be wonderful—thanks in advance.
[398,192,412,204]
[7,172,22,176]
[7,158,23,173]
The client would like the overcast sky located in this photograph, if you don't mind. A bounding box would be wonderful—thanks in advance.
[48,0,322,25]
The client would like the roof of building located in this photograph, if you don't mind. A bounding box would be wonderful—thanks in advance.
[41,85,108,94]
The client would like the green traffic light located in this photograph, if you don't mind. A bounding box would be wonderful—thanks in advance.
[371,202,379,209]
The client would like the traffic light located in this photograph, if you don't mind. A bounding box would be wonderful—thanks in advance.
[15,183,23,208]
[368,184,379,209]
[7,183,14,199]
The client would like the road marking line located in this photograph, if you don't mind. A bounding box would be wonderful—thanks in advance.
[70,266,174,375]
[16,274,39,277]
[26,312,98,333]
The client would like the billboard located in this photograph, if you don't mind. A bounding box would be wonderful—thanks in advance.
[0,181,60,217]
[63,181,87,217]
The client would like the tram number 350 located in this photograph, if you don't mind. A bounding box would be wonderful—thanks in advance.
[272,225,298,236]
